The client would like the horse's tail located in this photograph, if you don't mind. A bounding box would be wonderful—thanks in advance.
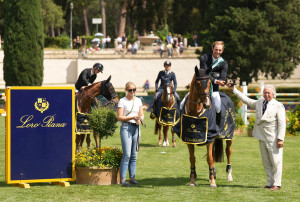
[213,138,224,162]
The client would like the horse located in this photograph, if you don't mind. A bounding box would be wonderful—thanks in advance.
[174,66,235,187]
[154,82,177,147]
[75,76,118,152]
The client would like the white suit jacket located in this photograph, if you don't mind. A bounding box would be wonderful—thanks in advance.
[234,89,286,142]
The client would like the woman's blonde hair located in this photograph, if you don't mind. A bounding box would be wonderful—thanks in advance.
[125,81,136,91]
[212,41,225,50]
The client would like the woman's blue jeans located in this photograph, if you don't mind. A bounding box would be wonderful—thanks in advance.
[120,123,139,179]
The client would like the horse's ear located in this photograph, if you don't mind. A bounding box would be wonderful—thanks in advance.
[106,75,111,83]
[195,65,199,77]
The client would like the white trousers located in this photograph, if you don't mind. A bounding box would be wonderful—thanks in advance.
[259,140,283,187]
[212,91,221,113]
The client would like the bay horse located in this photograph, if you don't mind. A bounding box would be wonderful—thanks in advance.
[176,66,234,187]
[154,82,177,147]
[75,76,118,152]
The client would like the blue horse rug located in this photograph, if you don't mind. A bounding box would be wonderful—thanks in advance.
[150,94,180,126]
[173,92,235,146]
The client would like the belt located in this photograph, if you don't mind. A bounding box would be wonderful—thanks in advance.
[123,122,137,126]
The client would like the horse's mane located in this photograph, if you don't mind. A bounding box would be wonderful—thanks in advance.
[83,81,101,91]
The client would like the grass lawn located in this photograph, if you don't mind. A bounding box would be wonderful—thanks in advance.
[0,112,299,201]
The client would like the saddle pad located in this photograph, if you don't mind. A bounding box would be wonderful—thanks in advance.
[180,114,208,144]
[76,112,91,134]
[158,107,178,126]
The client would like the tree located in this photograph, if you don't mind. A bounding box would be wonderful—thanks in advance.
[101,0,106,37]
[201,0,300,84]
[42,0,65,37]
[4,0,44,86]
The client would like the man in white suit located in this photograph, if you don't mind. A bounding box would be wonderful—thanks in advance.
[227,84,286,191]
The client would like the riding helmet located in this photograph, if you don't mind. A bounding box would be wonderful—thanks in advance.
[164,60,171,67]
[93,63,104,73]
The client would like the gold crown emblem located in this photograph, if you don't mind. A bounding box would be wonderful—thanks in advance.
[34,98,49,113]
[191,124,195,128]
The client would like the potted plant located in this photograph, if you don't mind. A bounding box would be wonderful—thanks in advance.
[247,115,255,137]
[75,105,122,185]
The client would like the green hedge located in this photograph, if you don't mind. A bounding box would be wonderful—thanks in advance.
[45,36,70,49]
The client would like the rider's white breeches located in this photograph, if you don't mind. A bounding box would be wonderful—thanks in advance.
[212,91,221,113]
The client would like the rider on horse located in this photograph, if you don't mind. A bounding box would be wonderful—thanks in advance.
[75,63,104,93]
[200,41,228,125]
[151,60,180,118]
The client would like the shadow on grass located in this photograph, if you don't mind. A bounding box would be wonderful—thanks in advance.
[139,143,158,148]
[135,177,258,189]
[0,180,77,188]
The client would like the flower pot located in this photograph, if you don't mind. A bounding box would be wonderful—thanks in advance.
[247,129,253,137]
[76,167,120,185]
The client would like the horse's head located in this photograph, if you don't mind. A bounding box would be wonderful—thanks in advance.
[101,76,119,105]
[162,81,173,103]
[193,66,211,109]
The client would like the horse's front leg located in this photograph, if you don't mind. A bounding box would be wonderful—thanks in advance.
[162,126,169,147]
[171,127,176,147]
[226,139,233,181]
[207,143,217,188]
[75,134,82,153]
[157,122,162,145]
[86,134,91,150]
[187,144,196,186]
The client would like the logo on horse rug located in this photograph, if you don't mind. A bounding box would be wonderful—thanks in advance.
[180,114,208,144]
[151,97,180,126]
[158,107,179,126]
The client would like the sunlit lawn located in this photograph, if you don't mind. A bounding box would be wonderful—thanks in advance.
[0,113,299,201]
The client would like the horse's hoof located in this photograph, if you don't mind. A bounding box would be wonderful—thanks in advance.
[166,140,169,146]
[172,143,177,147]
[227,175,233,181]
[189,183,196,187]
[210,184,217,188]
[162,141,167,147]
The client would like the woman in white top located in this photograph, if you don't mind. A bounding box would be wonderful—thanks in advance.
[117,81,144,186]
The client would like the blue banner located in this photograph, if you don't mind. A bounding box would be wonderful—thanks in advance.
[6,87,75,183]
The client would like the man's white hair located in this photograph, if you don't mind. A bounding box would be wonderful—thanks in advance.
[263,85,276,98]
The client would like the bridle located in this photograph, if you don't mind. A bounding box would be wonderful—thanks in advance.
[188,75,211,106]
[78,80,117,109]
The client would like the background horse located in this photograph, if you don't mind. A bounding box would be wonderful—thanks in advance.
[76,76,118,152]
[181,66,234,187]
[154,82,177,147]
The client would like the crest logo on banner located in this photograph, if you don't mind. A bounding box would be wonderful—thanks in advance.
[34,98,49,113]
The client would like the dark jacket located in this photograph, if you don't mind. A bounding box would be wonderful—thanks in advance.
[200,54,228,91]
[155,70,177,91]
[75,68,97,90]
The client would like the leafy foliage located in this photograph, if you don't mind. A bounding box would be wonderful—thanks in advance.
[201,0,300,84]
[287,106,300,136]
[4,0,44,86]
[89,105,118,140]
[247,115,255,130]
[75,147,122,168]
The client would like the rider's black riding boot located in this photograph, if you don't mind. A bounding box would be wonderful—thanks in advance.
[216,112,221,126]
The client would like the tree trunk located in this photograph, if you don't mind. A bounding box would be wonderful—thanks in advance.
[101,0,106,37]
[51,25,55,37]
[83,8,90,36]
[57,27,61,36]
[118,0,127,36]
